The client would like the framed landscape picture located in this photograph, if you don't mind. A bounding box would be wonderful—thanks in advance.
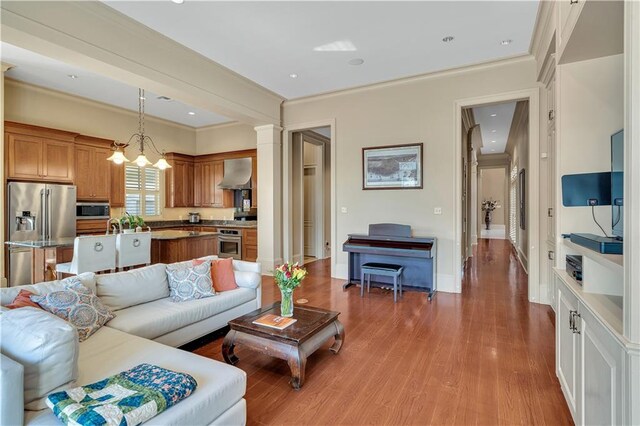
[362,143,423,190]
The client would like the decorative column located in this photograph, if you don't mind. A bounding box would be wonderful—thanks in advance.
[255,124,283,274]
[1,63,15,287]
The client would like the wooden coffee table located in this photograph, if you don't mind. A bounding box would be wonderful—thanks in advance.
[222,303,345,389]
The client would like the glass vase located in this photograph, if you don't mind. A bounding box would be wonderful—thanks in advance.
[280,288,294,317]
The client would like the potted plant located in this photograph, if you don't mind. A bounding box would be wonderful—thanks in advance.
[274,262,308,317]
[481,199,499,230]
[120,213,145,233]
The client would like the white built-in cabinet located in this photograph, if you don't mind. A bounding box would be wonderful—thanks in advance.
[533,0,638,424]
[556,273,625,425]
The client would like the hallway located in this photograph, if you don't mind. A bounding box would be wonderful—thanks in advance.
[194,239,572,425]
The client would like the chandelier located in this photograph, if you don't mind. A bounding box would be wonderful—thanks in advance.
[107,88,172,170]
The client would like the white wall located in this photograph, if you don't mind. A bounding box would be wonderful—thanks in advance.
[558,54,624,237]
[196,122,256,154]
[282,57,538,291]
[508,102,529,269]
[480,168,507,225]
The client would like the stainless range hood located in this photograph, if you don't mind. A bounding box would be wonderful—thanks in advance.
[218,157,252,190]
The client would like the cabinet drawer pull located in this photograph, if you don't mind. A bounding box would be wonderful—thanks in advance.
[569,310,576,330]
[572,312,581,334]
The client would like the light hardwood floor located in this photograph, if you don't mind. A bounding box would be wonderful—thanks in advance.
[194,239,573,425]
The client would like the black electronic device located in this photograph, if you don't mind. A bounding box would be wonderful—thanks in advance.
[566,255,583,284]
[570,233,623,255]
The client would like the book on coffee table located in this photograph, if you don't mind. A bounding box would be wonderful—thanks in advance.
[252,314,297,330]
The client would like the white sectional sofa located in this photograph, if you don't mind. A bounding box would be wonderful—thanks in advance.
[0,257,262,426]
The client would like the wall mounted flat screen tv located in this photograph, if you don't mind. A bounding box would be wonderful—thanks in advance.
[611,129,624,239]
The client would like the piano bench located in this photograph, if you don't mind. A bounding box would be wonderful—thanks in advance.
[360,263,404,303]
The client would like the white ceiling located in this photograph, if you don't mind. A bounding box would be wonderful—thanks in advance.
[104,1,540,99]
[473,101,517,155]
[1,42,231,127]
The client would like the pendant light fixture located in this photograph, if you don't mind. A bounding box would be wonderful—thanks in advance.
[107,88,172,170]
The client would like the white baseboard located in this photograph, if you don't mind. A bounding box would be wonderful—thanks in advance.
[437,273,457,293]
[516,247,529,273]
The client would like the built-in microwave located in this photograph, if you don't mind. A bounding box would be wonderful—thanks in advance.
[76,202,110,220]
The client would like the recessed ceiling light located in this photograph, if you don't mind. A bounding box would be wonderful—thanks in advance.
[500,39,513,46]
[171,0,184,4]
[348,58,364,66]
[491,140,496,143]
[139,96,146,100]
[442,36,455,43]
[491,129,497,133]
[67,74,78,79]
[491,149,496,152]
[490,113,497,117]
[188,111,195,115]
[289,73,298,79]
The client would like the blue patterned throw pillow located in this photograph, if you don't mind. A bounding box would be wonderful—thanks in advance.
[166,260,215,302]
[31,278,115,342]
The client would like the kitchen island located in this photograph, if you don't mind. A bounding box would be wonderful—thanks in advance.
[150,230,218,264]
[6,230,219,284]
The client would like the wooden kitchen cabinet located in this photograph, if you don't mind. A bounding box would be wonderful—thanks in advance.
[196,160,233,208]
[242,228,258,262]
[5,122,76,183]
[165,153,195,208]
[110,162,125,208]
[75,136,112,201]
[77,219,107,235]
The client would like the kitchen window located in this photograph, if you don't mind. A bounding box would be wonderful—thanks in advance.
[125,164,161,217]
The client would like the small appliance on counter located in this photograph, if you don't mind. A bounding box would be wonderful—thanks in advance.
[188,212,201,223]
[566,254,583,284]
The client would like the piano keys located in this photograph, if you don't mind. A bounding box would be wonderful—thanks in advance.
[342,223,437,300]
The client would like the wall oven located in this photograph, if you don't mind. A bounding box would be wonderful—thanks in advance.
[76,202,110,220]
[218,229,242,259]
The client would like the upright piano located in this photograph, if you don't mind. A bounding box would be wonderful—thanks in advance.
[342,223,437,300]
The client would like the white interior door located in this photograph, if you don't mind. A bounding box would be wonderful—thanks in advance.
[303,167,316,257]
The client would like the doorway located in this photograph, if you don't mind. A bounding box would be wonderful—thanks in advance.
[290,128,332,266]
[455,89,540,302]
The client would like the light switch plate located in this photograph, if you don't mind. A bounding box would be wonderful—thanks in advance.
[434,207,442,215]
[341,207,348,214]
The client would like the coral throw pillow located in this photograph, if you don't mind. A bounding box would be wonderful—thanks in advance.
[6,290,42,310]
[193,258,238,292]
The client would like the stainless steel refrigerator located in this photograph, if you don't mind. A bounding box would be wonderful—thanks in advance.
[7,182,76,286]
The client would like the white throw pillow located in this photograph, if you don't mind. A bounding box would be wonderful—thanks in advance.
[234,271,261,289]
[0,307,79,410]
[96,263,170,311]
[0,273,96,306]
[166,260,215,302]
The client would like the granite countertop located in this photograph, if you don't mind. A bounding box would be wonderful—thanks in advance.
[6,238,76,248]
[146,220,257,229]
[150,230,219,240]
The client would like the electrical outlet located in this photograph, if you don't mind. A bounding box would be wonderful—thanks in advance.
[588,198,599,206]
[434,207,442,215]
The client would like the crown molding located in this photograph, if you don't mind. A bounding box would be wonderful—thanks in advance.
[5,78,202,131]
[284,54,534,106]
[1,62,15,73]
[530,1,557,81]
[195,121,250,132]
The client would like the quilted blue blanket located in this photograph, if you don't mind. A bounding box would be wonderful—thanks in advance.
[46,364,197,426]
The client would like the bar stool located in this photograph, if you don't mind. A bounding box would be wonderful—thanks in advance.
[360,262,404,303]
[56,235,117,278]
[116,232,151,271]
